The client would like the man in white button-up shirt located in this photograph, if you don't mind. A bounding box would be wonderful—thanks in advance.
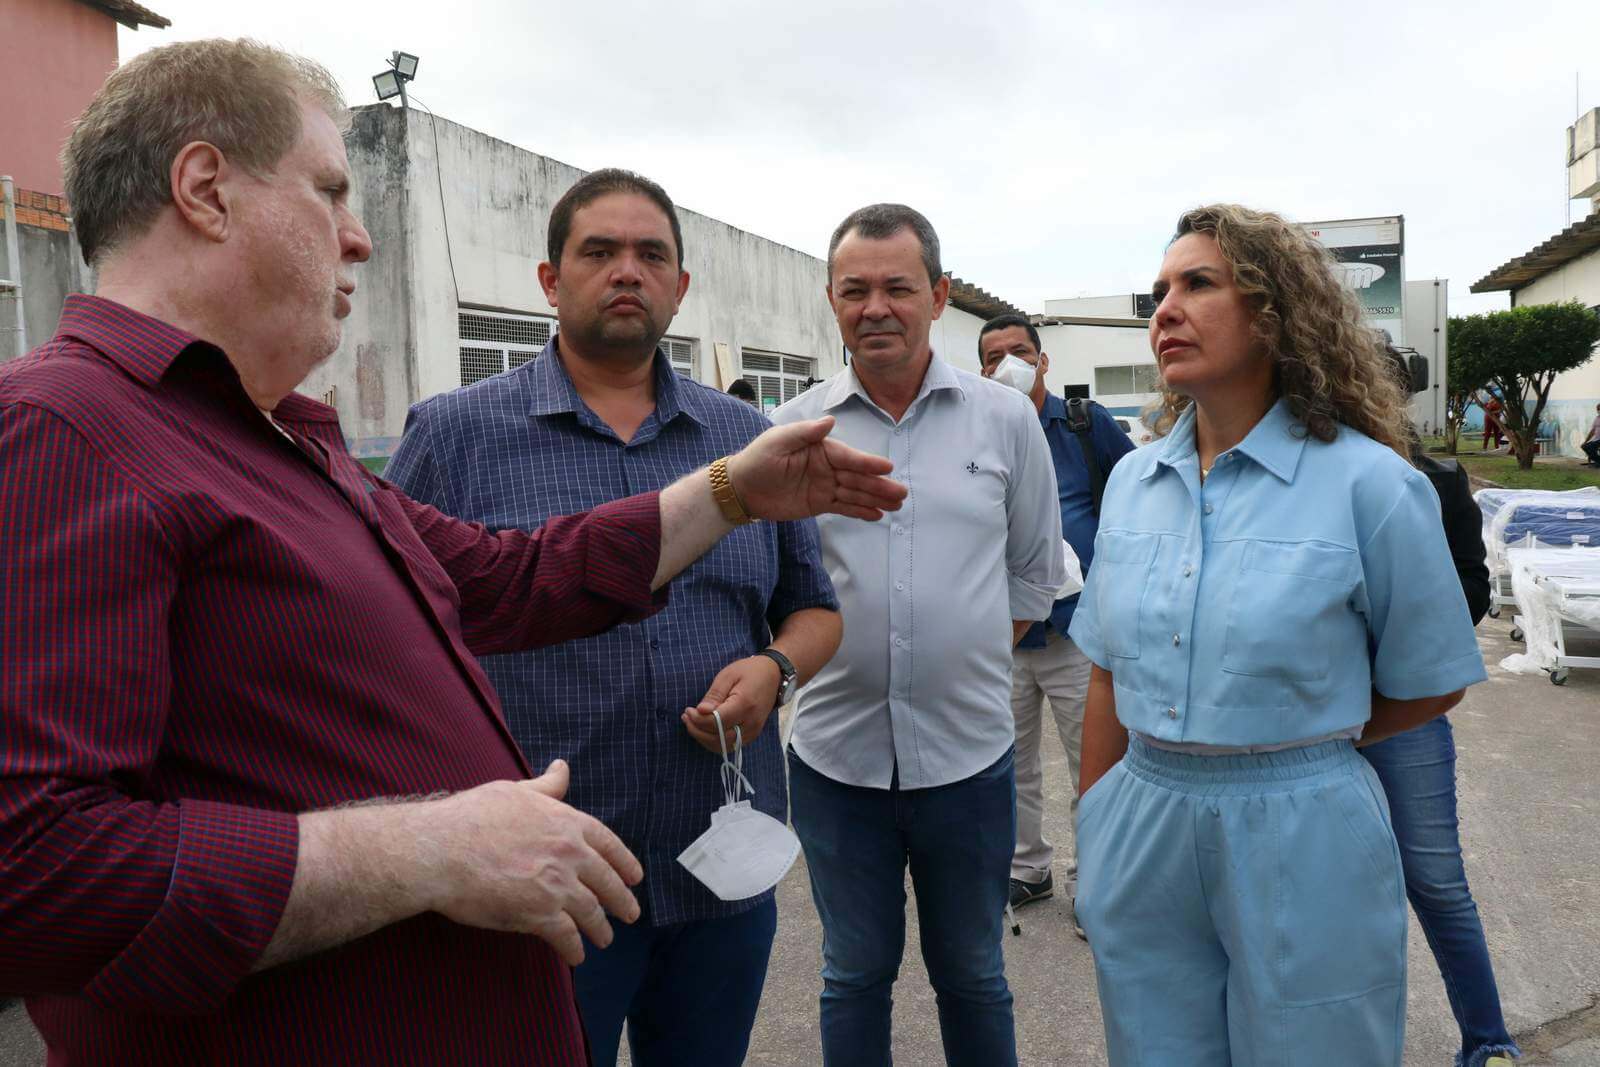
[772,204,1064,1067]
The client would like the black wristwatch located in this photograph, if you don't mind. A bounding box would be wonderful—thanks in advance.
[757,647,798,706]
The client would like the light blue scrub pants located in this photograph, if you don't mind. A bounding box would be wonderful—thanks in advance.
[1076,735,1408,1066]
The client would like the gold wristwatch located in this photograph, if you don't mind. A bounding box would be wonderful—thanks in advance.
[709,457,755,525]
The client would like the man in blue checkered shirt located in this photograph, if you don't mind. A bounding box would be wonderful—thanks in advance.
[386,169,841,1067]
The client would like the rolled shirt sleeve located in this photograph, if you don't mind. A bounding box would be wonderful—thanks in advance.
[0,402,300,1013]
[1356,470,1489,699]
[768,517,838,628]
[1005,402,1067,622]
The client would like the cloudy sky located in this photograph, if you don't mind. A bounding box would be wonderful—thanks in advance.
[121,0,1600,317]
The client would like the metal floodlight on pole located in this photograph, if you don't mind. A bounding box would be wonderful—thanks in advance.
[372,51,419,109]
[372,69,402,102]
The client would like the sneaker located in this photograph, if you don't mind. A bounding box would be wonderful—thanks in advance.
[1070,897,1087,941]
[1008,871,1054,910]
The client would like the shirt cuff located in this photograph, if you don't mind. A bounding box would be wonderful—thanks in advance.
[84,800,300,1014]
[1007,574,1058,623]
[1375,649,1488,702]
[582,490,670,620]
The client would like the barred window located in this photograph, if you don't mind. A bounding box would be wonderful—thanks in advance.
[741,350,815,410]
[660,336,696,378]
[458,310,554,385]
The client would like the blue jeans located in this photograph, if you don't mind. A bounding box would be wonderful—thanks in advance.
[787,747,1018,1067]
[1362,717,1521,1067]
[572,897,777,1067]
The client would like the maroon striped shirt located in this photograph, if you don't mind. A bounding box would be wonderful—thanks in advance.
[0,296,667,1065]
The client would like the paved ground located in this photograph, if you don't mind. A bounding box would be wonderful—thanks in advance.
[3,621,1597,1065]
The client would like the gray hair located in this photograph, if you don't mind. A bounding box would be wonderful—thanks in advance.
[827,203,942,286]
[62,38,347,265]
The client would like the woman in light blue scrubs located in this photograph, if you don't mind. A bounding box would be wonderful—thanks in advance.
[1068,204,1489,1067]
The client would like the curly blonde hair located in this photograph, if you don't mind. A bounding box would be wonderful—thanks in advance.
[1146,204,1413,459]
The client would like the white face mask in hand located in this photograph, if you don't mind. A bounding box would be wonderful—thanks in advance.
[677,709,802,901]
[991,354,1038,396]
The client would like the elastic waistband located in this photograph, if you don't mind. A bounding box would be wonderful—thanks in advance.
[1122,734,1361,795]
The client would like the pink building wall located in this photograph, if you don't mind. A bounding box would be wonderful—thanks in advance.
[0,0,119,196]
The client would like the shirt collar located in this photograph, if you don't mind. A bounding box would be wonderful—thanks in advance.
[52,293,206,389]
[820,352,966,414]
[1231,397,1308,482]
[1040,392,1068,424]
[50,294,341,425]
[526,338,706,428]
[1147,396,1306,484]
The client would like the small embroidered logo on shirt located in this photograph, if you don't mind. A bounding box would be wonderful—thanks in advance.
[966,461,979,474]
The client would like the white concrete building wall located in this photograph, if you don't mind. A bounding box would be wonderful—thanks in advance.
[933,304,988,375]
[1044,295,1135,318]
[1513,246,1600,456]
[1403,278,1448,434]
[301,107,415,458]
[1035,319,1154,415]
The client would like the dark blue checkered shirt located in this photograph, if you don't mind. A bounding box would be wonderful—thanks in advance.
[386,341,836,924]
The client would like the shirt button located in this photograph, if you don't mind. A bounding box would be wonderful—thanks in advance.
[1167,706,1178,719]
[895,581,905,591]
[1203,504,1214,515]
[893,428,903,436]
[894,526,905,536]
[649,638,660,650]
[1183,565,1193,577]
[1172,633,1181,646]
[895,637,906,648]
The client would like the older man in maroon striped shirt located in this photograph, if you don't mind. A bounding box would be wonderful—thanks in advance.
[0,40,903,1066]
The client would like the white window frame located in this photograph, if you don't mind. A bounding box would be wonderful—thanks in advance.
[1093,362,1160,397]
[740,349,816,412]
[659,335,697,379]
[457,309,555,386]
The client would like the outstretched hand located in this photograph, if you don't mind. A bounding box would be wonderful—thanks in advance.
[726,416,906,522]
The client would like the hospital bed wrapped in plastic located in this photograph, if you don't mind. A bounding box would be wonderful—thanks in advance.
[1475,487,1600,619]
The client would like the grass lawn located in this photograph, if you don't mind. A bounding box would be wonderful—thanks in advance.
[1422,437,1600,491]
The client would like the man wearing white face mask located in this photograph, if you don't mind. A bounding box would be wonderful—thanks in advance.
[978,314,1135,939]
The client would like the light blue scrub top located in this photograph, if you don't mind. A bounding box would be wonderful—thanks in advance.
[1069,399,1487,747]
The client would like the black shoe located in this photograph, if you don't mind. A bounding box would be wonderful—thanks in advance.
[1008,871,1054,909]
[1070,897,1087,941]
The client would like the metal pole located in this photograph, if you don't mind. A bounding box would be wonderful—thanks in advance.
[398,75,409,112]
[1,175,27,358]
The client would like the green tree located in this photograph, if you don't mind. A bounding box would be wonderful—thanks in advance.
[1450,302,1600,470]
[1443,314,1493,454]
